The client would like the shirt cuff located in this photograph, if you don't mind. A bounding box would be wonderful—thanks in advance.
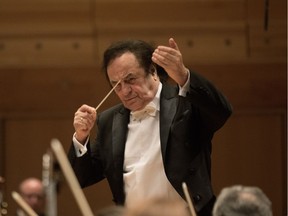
[178,70,190,97]
[72,132,89,157]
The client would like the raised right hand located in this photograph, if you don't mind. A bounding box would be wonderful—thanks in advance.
[73,104,96,144]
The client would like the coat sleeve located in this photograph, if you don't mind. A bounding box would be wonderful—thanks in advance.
[187,70,233,132]
[68,138,105,188]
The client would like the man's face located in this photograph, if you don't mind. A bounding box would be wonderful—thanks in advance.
[107,52,159,111]
[20,180,45,214]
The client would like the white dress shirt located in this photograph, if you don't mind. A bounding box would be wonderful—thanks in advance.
[124,83,185,207]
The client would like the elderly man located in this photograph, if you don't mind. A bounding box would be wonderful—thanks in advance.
[69,38,232,216]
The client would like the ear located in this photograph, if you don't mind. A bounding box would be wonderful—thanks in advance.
[151,68,158,82]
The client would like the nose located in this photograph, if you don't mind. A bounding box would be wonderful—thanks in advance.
[120,82,131,96]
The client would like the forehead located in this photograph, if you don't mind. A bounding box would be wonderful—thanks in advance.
[107,52,141,80]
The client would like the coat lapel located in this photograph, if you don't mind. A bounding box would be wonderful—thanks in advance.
[159,84,178,161]
[110,84,178,164]
[112,107,130,166]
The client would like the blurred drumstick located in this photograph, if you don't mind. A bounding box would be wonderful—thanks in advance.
[182,182,197,216]
[95,79,121,111]
[11,191,38,216]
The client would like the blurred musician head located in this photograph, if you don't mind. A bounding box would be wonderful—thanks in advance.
[17,177,46,216]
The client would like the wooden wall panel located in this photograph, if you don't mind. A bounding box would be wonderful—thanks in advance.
[0,120,4,177]
[93,0,245,23]
[0,0,286,68]
[248,21,287,63]
[0,0,91,18]
[0,68,118,116]
[1,64,285,116]
[212,110,286,216]
[0,37,98,67]
[3,118,113,215]
[0,0,92,34]
[193,64,287,109]
[94,0,248,64]
[96,22,247,64]
[247,0,286,20]
[246,0,287,62]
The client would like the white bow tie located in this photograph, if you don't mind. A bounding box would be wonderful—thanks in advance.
[131,105,157,121]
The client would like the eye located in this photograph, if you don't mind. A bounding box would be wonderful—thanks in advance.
[126,77,136,84]
[114,84,121,91]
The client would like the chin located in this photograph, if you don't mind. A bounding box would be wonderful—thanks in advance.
[125,104,143,111]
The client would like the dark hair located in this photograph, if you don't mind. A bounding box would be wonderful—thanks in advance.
[102,39,168,82]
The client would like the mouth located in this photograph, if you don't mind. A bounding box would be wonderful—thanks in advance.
[124,96,137,102]
[123,97,139,107]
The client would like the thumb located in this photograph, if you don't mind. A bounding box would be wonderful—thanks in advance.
[169,38,179,50]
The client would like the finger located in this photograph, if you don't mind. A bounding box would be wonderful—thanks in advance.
[153,51,179,69]
[169,38,179,50]
[84,110,97,124]
[78,104,96,115]
[75,107,96,125]
[74,116,84,128]
[84,116,94,129]
[79,119,89,131]
[82,111,96,128]
[74,121,88,133]
[152,52,168,68]
[153,48,174,60]
[154,46,181,65]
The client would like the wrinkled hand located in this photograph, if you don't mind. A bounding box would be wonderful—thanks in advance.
[73,104,96,144]
[152,38,189,86]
